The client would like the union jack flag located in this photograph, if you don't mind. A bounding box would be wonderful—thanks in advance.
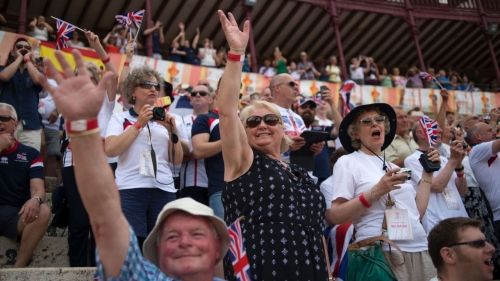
[419,72,434,82]
[55,20,76,50]
[419,115,438,145]
[129,10,144,28]
[339,80,356,116]
[227,219,252,281]
[115,13,132,28]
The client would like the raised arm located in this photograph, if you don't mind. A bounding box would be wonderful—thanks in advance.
[118,41,134,109]
[414,147,439,220]
[0,51,23,82]
[37,50,127,277]
[216,10,253,181]
[28,17,36,29]
[436,89,449,131]
[193,28,200,49]
[321,89,342,140]
[44,22,54,34]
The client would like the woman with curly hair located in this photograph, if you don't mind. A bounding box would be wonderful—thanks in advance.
[105,66,183,247]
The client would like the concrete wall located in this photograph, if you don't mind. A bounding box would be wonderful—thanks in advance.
[0,268,95,280]
[0,237,69,268]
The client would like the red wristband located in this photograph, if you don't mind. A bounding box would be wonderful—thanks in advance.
[124,61,130,67]
[133,122,142,131]
[359,193,372,208]
[456,172,464,178]
[227,52,245,62]
[101,57,111,64]
[24,58,31,63]
[66,119,98,134]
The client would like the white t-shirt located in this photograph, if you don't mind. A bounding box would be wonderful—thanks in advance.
[180,114,208,188]
[320,175,334,209]
[32,26,49,41]
[67,40,84,48]
[462,155,479,188]
[259,66,276,78]
[63,95,116,166]
[105,110,176,192]
[349,65,364,80]
[405,150,469,233]
[437,143,450,159]
[167,112,188,177]
[315,117,333,127]
[273,104,306,163]
[199,48,216,67]
[289,70,301,81]
[469,141,500,220]
[39,79,60,131]
[332,151,428,252]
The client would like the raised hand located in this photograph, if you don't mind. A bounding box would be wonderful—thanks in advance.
[36,50,115,122]
[125,40,134,60]
[217,10,249,52]
[84,29,101,50]
[440,89,449,102]
[137,104,153,128]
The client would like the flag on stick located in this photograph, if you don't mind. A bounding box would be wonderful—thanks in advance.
[339,80,356,117]
[227,217,252,281]
[419,115,438,145]
[115,13,132,28]
[420,71,444,90]
[132,10,145,41]
[54,19,78,50]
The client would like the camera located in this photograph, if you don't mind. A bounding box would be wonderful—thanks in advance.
[152,107,165,121]
[395,168,412,181]
[462,142,468,150]
[419,152,441,173]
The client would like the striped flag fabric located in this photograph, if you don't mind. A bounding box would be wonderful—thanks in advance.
[55,20,76,50]
[419,72,434,82]
[227,218,252,281]
[326,223,353,280]
[419,115,438,145]
[339,80,356,116]
[130,10,145,28]
[115,13,132,28]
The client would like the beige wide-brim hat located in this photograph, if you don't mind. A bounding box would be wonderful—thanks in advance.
[143,198,230,268]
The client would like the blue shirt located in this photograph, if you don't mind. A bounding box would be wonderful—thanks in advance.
[0,141,44,208]
[96,225,226,281]
[438,77,453,90]
[142,32,162,54]
[181,46,197,65]
[191,111,223,197]
[309,126,333,180]
[0,66,43,130]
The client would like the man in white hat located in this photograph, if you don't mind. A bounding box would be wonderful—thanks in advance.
[36,50,229,281]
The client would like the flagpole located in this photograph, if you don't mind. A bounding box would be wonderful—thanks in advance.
[433,77,444,90]
[134,22,142,41]
[51,16,85,33]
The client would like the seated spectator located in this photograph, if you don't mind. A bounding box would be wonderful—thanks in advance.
[406,66,423,88]
[392,67,407,88]
[29,15,53,41]
[258,58,275,78]
[379,67,393,87]
[180,23,199,65]
[297,51,320,80]
[142,21,165,60]
[102,32,121,54]
[260,87,273,103]
[0,38,43,151]
[0,103,49,267]
[438,70,453,90]
[287,60,301,80]
[428,218,495,281]
[67,31,84,48]
[325,55,342,83]
[273,47,287,75]
[364,57,379,85]
[349,56,367,85]
[199,38,217,67]
[384,106,418,167]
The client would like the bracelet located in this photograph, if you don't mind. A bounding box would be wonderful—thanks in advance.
[454,166,464,172]
[129,126,139,136]
[66,119,98,134]
[24,58,31,63]
[101,57,111,64]
[67,128,100,138]
[133,122,142,132]
[227,52,245,62]
[420,179,432,185]
[359,193,372,208]
[456,172,465,178]
[229,46,246,52]
[124,61,130,67]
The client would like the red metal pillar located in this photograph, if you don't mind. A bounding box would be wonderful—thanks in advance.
[476,0,500,86]
[18,0,27,35]
[244,6,258,73]
[329,0,348,81]
[405,0,425,71]
[145,0,153,57]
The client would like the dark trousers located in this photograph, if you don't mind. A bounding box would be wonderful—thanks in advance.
[180,186,209,206]
[64,166,96,267]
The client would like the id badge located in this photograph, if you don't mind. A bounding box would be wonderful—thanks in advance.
[139,150,156,178]
[38,102,46,115]
[442,189,460,210]
[385,209,413,240]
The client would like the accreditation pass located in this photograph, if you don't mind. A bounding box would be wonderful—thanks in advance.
[385,209,413,240]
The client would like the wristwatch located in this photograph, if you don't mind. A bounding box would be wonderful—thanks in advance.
[32,196,43,205]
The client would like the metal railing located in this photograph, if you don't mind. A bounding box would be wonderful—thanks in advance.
[339,0,500,11]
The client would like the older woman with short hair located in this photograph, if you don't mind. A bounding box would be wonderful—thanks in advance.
[327,102,441,280]
[105,66,182,247]
[216,11,327,280]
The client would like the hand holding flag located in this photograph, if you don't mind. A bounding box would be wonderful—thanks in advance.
[227,217,252,281]
[53,18,80,50]
[419,115,438,146]
[420,71,444,90]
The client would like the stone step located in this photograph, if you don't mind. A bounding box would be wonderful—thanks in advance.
[0,236,69,268]
[45,176,58,192]
[0,267,96,280]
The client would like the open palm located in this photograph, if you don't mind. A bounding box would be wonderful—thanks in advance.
[218,10,249,51]
[37,50,115,121]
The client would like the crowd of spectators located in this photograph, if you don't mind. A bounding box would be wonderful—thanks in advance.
[1,10,500,281]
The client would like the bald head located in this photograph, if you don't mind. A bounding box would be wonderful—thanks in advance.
[466,123,495,146]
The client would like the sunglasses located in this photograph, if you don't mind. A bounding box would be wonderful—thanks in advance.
[15,44,31,50]
[139,81,160,91]
[276,81,297,88]
[246,114,281,128]
[0,115,15,122]
[447,239,487,248]
[190,91,208,97]
[360,115,386,125]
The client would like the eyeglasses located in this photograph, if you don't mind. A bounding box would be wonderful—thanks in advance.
[15,44,31,50]
[0,115,15,122]
[446,239,487,248]
[190,91,208,97]
[276,81,297,88]
[360,115,386,125]
[246,114,281,128]
[139,81,160,91]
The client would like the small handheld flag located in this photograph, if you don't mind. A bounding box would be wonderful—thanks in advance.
[227,217,252,281]
[55,19,77,50]
[419,71,444,90]
[132,10,145,41]
[115,13,132,28]
[419,115,438,145]
[339,80,356,117]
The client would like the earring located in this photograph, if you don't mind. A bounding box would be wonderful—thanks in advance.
[132,96,135,101]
